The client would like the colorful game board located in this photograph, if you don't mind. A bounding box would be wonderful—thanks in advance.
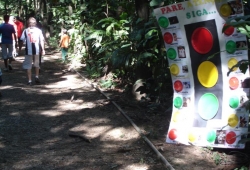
[154,0,249,148]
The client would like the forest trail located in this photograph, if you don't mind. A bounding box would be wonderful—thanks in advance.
[0,49,249,170]
[0,50,167,170]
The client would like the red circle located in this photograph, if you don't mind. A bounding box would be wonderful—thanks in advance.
[191,27,213,54]
[168,129,178,140]
[223,24,234,36]
[229,77,239,90]
[226,131,236,144]
[164,32,173,44]
[174,80,183,92]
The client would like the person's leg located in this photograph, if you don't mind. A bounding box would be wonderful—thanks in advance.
[23,55,33,85]
[18,39,23,54]
[65,48,68,61]
[3,59,8,69]
[27,69,32,82]
[35,67,39,76]
[1,44,8,69]
[39,54,42,67]
[7,44,13,70]
[33,55,40,84]
[61,48,66,62]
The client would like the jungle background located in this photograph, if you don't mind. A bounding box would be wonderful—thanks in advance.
[0,0,250,169]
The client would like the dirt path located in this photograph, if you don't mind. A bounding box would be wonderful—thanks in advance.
[0,50,249,170]
[0,51,167,170]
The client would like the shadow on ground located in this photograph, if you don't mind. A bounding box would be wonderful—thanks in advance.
[0,50,249,170]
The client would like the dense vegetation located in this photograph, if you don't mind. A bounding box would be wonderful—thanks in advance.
[0,0,180,103]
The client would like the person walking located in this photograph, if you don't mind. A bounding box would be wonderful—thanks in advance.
[0,15,17,71]
[14,16,24,55]
[20,17,45,85]
[59,29,70,63]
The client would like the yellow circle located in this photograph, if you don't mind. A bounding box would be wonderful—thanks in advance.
[220,4,232,17]
[197,61,218,88]
[228,58,238,71]
[170,64,179,76]
[228,114,239,127]
[172,111,180,122]
[188,132,196,142]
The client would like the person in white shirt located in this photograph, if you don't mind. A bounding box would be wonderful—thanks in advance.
[20,17,45,85]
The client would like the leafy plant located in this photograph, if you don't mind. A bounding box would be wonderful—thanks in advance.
[234,166,249,170]
[99,79,117,89]
[213,152,222,165]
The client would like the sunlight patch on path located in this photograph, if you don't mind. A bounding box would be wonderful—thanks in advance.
[58,101,97,110]
[101,127,140,141]
[45,74,83,89]
[123,164,149,170]
[56,101,97,110]
[70,124,113,138]
[39,111,65,117]
[70,121,140,141]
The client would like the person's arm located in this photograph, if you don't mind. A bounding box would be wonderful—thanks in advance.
[14,25,18,40]
[40,31,45,55]
[11,26,17,46]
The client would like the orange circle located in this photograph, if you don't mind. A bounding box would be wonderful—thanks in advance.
[229,77,239,90]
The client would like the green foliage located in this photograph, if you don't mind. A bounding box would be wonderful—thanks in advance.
[48,37,59,49]
[0,0,172,104]
[85,59,102,79]
[213,152,222,165]
[223,15,250,38]
[234,166,249,170]
[99,79,117,89]
[77,0,171,102]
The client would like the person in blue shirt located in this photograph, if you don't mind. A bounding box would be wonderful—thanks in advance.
[0,15,17,71]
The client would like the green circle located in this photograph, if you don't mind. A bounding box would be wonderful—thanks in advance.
[198,93,219,120]
[226,40,236,54]
[174,97,183,108]
[207,130,216,143]
[229,96,239,109]
[167,48,177,60]
[158,16,169,28]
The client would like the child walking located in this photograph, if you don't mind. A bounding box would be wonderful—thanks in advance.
[59,29,70,63]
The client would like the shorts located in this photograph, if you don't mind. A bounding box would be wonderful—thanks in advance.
[23,55,40,69]
[1,44,13,59]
